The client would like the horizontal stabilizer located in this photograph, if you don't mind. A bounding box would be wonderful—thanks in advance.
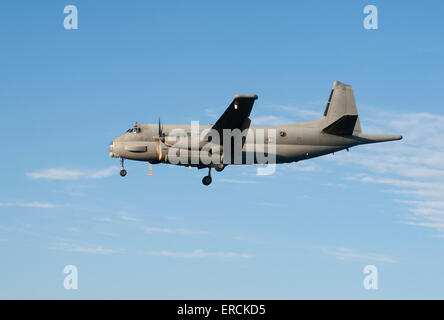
[354,134,403,143]
[322,115,358,136]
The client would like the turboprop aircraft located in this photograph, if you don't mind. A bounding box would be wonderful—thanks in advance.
[109,81,402,185]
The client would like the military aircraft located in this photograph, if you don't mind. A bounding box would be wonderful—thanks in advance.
[109,81,402,185]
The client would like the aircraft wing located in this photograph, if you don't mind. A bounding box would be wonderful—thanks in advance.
[210,94,258,144]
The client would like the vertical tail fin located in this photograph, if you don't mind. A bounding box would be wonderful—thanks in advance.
[322,81,362,135]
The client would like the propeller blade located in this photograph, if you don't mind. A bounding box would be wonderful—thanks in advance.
[158,117,162,137]
[156,142,162,161]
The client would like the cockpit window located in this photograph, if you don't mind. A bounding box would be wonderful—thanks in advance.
[126,127,141,133]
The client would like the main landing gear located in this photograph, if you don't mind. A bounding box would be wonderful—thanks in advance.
[202,167,212,186]
[214,164,225,172]
[120,158,127,177]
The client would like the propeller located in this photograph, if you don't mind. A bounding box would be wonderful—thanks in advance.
[158,117,163,139]
[156,142,163,161]
[156,117,165,162]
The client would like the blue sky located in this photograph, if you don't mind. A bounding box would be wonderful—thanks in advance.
[1,0,443,299]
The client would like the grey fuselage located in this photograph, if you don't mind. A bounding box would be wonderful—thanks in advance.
[109,118,400,166]
[109,81,402,171]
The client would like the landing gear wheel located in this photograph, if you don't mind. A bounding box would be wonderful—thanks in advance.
[119,158,127,177]
[202,176,212,186]
[215,164,225,172]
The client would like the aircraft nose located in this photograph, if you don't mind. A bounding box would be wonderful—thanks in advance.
[109,140,117,158]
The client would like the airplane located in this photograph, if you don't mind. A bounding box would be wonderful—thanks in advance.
[109,81,402,186]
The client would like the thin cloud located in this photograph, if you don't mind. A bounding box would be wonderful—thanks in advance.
[0,201,58,209]
[276,105,322,119]
[120,215,138,221]
[325,109,444,234]
[57,242,120,255]
[204,108,218,119]
[90,166,118,179]
[115,211,138,222]
[73,246,118,255]
[286,162,317,172]
[64,227,82,233]
[322,182,345,188]
[26,166,118,180]
[254,201,282,207]
[94,217,113,223]
[143,249,253,259]
[251,115,292,126]
[143,226,208,235]
[323,247,396,264]
[218,178,258,184]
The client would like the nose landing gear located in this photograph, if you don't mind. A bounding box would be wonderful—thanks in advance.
[120,158,127,177]
[202,167,212,186]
